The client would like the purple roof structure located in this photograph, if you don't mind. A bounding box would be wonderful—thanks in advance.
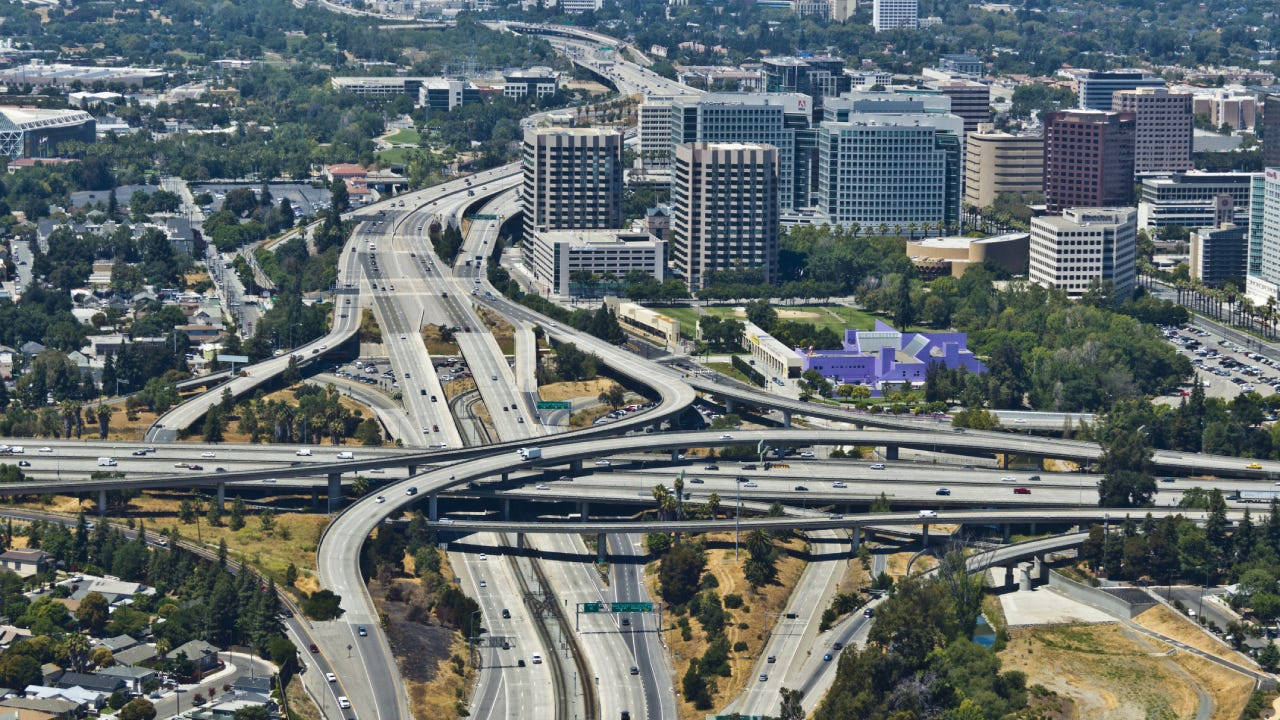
[797,320,986,388]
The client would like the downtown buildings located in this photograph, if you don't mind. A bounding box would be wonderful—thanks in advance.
[670,142,780,290]
[1112,88,1193,174]
[1042,109,1136,212]
[1029,207,1138,300]
[521,127,624,241]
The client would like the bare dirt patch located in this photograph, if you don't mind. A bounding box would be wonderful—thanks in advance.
[422,324,461,355]
[1134,604,1257,667]
[1167,650,1254,720]
[647,531,807,720]
[538,378,622,402]
[285,676,321,720]
[476,307,515,355]
[1001,624,1197,720]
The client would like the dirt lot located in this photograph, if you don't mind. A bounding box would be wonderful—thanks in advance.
[285,676,321,720]
[422,324,461,355]
[1134,604,1257,667]
[1001,623,1197,720]
[647,532,807,720]
[538,378,622,402]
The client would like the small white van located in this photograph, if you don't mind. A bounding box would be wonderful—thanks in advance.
[97,457,117,467]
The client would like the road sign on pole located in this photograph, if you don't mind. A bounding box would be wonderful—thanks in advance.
[537,400,571,410]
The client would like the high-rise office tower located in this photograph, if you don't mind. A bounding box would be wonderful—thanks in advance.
[1265,96,1280,169]
[872,0,918,31]
[1042,110,1136,212]
[924,78,991,134]
[1076,69,1164,110]
[762,56,851,118]
[1248,169,1280,305]
[1112,87,1193,173]
[816,114,962,231]
[668,93,810,211]
[671,143,780,290]
[1030,208,1138,300]
[521,127,623,242]
[964,128,1044,209]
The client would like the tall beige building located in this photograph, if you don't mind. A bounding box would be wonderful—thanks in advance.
[521,127,623,243]
[672,142,779,290]
[963,127,1044,209]
[1112,87,1193,173]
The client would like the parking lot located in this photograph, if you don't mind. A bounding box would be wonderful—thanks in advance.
[1162,325,1280,401]
[195,182,332,218]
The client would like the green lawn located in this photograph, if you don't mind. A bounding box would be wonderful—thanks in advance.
[376,147,416,166]
[640,303,932,339]
[383,127,422,145]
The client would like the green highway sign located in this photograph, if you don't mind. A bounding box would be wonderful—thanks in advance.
[582,602,603,613]
[537,400,571,410]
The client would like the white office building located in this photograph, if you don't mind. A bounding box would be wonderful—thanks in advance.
[1029,208,1138,299]
[525,229,666,297]
[638,95,697,169]
[1247,169,1280,305]
[872,0,918,31]
[815,113,963,231]
[504,67,560,100]
[558,0,602,12]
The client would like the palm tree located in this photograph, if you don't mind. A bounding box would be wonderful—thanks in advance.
[707,492,721,520]
[652,484,669,520]
[673,476,685,520]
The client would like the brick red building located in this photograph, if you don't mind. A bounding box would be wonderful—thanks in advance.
[1042,109,1135,212]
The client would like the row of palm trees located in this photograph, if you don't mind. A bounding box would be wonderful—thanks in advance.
[1171,278,1280,341]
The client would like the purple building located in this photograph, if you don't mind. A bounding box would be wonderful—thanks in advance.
[798,320,986,388]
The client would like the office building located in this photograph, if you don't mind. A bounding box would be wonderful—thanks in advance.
[1137,171,1257,231]
[924,78,991,134]
[0,108,95,160]
[1193,92,1257,130]
[0,62,165,88]
[638,96,687,169]
[668,93,810,212]
[1190,224,1248,287]
[1266,96,1280,169]
[938,54,985,78]
[872,0,918,31]
[1075,70,1165,110]
[417,79,480,115]
[605,297,681,351]
[844,69,894,89]
[828,0,856,21]
[762,56,851,116]
[521,127,623,243]
[741,320,805,380]
[525,229,665,297]
[503,67,560,100]
[1251,173,1267,279]
[331,76,432,96]
[1042,110,1136,212]
[1247,169,1280,305]
[671,143,780,289]
[1112,88,1193,173]
[1029,207,1138,299]
[816,114,962,231]
[963,127,1044,209]
[826,90,952,121]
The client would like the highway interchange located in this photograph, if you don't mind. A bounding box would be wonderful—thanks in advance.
[18,21,1274,720]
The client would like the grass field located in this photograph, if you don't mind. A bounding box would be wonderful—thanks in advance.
[383,127,422,145]
[645,304,895,339]
[376,147,416,166]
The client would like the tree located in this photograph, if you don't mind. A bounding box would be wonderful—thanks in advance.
[329,178,350,214]
[285,563,298,587]
[229,497,246,531]
[778,688,804,720]
[743,529,777,589]
[895,273,915,328]
[1097,419,1157,507]
[202,408,224,443]
[658,542,706,606]
[118,697,157,720]
[681,658,712,709]
[75,591,110,633]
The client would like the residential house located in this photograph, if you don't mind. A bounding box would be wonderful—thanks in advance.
[0,549,52,577]
[95,665,155,694]
[111,644,157,668]
[0,695,80,719]
[52,672,123,695]
[172,640,221,673]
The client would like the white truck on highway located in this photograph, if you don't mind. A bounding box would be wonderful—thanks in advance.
[97,457,117,467]
[518,447,542,461]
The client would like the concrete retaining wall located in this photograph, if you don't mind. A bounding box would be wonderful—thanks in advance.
[1047,570,1154,619]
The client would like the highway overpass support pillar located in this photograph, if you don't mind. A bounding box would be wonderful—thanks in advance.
[921,524,929,547]
[515,533,525,549]
[428,494,438,521]
[725,398,737,414]
[97,489,107,516]
[781,410,792,428]
[597,533,606,564]
[216,483,225,512]
[579,502,590,521]
[1033,555,1047,585]
[1003,565,1015,591]
[670,449,679,462]
[850,526,861,553]
[503,498,511,520]
[884,446,898,461]
[1002,524,1011,543]
[407,464,417,476]
[570,459,582,472]
[327,473,341,513]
